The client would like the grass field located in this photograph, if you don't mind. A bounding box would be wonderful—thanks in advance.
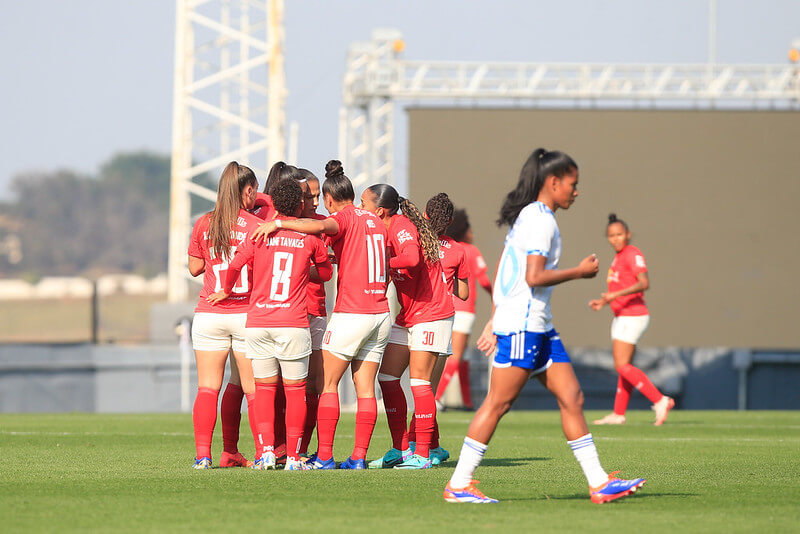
[1,410,798,533]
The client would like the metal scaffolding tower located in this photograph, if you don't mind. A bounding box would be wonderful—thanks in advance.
[340,29,800,191]
[168,0,285,301]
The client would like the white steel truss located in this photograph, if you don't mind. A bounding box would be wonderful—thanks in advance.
[168,0,285,301]
[340,29,800,191]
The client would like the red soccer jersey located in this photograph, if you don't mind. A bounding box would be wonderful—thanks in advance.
[328,204,389,314]
[438,235,470,298]
[607,244,649,317]
[225,218,331,328]
[454,242,489,313]
[306,212,329,317]
[388,215,454,327]
[188,209,261,314]
[252,193,276,221]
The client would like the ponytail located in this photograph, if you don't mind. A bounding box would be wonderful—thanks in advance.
[210,161,257,260]
[607,213,629,231]
[497,148,577,227]
[264,161,301,195]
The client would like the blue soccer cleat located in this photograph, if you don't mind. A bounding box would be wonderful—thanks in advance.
[443,480,498,504]
[429,446,450,466]
[192,457,212,470]
[338,457,366,470]
[393,454,433,470]
[590,471,646,503]
[368,448,412,469]
[310,457,337,470]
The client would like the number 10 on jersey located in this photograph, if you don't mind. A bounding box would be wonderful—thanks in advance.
[366,234,386,284]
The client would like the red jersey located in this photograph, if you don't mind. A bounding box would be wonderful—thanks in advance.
[225,218,331,328]
[188,209,261,314]
[607,244,649,317]
[438,235,470,298]
[328,204,389,314]
[306,212,329,317]
[455,242,490,313]
[388,215,454,327]
[252,193,276,221]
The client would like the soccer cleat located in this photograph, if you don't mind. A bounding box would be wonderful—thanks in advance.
[192,457,212,470]
[310,457,337,470]
[593,413,627,425]
[219,451,252,468]
[429,446,450,466]
[393,454,433,470]
[285,459,312,471]
[589,471,646,503]
[338,457,366,470]
[653,396,675,426]
[252,452,277,470]
[443,480,498,504]
[368,448,412,469]
[303,452,318,465]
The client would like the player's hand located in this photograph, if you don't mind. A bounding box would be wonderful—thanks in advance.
[578,254,599,278]
[475,320,497,357]
[600,292,615,303]
[206,290,230,304]
[588,298,605,311]
[251,221,278,243]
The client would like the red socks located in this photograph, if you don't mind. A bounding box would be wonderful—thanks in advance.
[434,358,458,400]
[300,389,319,455]
[379,378,409,451]
[245,393,258,459]
[457,359,473,408]
[316,392,339,461]
[410,381,436,458]
[352,397,377,461]
[274,382,287,453]
[220,383,244,454]
[254,383,277,457]
[617,363,663,404]
[192,387,219,459]
[283,381,307,462]
[613,375,633,416]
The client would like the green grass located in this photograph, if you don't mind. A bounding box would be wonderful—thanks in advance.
[1,411,798,533]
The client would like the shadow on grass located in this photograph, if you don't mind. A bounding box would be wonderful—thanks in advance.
[480,457,551,467]
[504,491,700,502]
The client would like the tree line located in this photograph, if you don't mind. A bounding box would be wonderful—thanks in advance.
[0,152,213,280]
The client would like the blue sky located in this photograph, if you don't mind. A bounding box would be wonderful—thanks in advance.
[0,0,798,199]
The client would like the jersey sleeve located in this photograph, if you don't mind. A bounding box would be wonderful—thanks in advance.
[310,236,334,282]
[223,238,254,292]
[631,248,648,275]
[456,247,470,279]
[188,217,205,258]
[388,218,421,269]
[328,209,349,242]
[521,210,556,257]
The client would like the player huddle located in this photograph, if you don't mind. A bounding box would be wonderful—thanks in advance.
[189,159,477,472]
[189,149,663,504]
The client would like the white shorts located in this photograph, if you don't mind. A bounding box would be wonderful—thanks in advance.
[611,315,650,345]
[246,327,312,360]
[322,312,391,364]
[192,312,247,353]
[452,311,476,335]
[309,314,327,351]
[388,317,454,356]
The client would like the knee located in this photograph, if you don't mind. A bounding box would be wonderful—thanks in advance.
[483,396,513,419]
[563,388,584,412]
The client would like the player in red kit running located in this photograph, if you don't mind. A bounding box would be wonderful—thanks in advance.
[590,214,674,426]
[362,185,455,470]
[435,209,492,410]
[187,161,262,469]
[210,178,333,470]
[251,160,391,470]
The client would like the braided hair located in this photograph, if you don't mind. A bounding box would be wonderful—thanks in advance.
[367,184,440,263]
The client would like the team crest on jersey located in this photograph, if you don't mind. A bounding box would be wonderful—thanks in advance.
[397,229,413,244]
[366,219,376,228]
[635,255,646,268]
[237,216,247,227]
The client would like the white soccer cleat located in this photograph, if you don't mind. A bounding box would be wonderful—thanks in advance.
[593,413,626,425]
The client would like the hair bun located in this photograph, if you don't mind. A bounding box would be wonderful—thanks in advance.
[608,213,618,224]
[325,160,344,179]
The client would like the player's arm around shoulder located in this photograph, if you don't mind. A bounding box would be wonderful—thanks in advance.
[309,235,334,282]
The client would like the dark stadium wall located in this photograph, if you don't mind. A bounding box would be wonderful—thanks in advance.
[408,108,800,349]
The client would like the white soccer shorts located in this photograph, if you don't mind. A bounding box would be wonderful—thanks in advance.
[452,311,476,335]
[191,312,247,353]
[611,315,651,345]
[322,312,391,364]
[388,316,454,356]
[308,314,327,351]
